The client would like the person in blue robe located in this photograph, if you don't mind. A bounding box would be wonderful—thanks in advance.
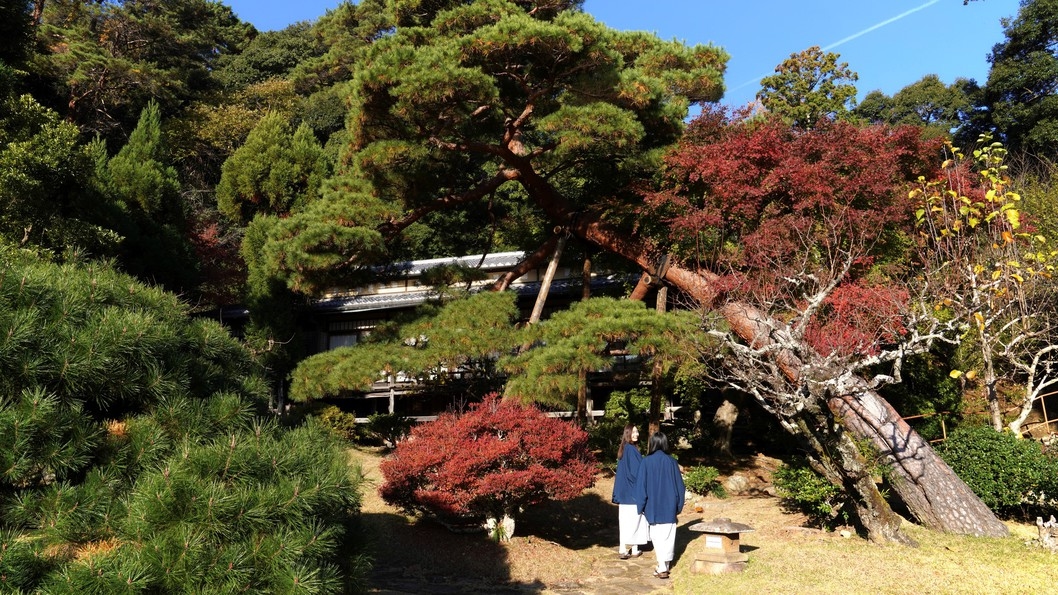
[611,424,648,558]
[634,431,685,579]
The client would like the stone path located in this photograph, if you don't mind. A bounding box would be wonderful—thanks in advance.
[569,550,675,595]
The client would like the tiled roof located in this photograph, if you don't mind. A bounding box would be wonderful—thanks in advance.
[375,251,526,277]
[206,251,634,317]
[314,275,630,313]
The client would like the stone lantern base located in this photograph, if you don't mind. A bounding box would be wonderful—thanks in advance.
[692,550,750,574]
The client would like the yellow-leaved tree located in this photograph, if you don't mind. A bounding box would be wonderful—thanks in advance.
[914,136,1058,435]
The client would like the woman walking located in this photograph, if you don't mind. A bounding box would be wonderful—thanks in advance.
[611,424,648,559]
[634,431,685,579]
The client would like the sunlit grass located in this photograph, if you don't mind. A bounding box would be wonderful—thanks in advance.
[673,521,1056,594]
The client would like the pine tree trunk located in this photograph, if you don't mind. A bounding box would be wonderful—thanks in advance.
[830,388,1009,537]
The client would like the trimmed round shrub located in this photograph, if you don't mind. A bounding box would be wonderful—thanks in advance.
[937,425,1057,517]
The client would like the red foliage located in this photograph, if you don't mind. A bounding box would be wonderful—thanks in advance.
[186,209,245,306]
[802,282,910,358]
[378,394,597,523]
[649,110,940,273]
[644,108,941,356]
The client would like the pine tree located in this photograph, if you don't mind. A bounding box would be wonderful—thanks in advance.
[216,112,327,225]
[0,245,366,593]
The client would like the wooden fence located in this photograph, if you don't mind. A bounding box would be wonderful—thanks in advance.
[902,390,1056,443]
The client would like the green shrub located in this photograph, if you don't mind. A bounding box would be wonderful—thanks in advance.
[603,388,650,425]
[316,405,360,442]
[684,465,726,498]
[773,461,848,527]
[937,425,1058,517]
[0,249,367,592]
[366,412,415,448]
[587,417,628,468]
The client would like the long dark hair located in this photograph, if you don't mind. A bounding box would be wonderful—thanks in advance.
[617,424,636,460]
[647,431,669,456]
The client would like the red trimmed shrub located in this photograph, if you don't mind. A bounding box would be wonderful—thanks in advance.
[379,394,597,535]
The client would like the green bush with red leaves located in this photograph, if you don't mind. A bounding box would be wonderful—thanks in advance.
[379,394,597,532]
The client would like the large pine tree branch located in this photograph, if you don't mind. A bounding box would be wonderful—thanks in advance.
[378,170,516,238]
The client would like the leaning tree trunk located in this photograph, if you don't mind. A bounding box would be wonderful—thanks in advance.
[716,300,1009,538]
[788,395,912,544]
[716,300,1008,538]
[829,383,1009,537]
[518,180,1009,538]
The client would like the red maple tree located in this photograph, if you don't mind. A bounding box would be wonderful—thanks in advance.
[379,394,596,534]
[646,109,938,358]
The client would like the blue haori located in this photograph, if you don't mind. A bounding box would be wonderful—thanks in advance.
[614,444,648,547]
[612,444,642,504]
[634,451,685,525]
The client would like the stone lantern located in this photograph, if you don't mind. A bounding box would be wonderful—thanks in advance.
[687,517,756,574]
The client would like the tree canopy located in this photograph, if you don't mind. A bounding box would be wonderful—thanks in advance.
[855,74,974,140]
[978,0,1058,155]
[251,0,728,293]
[757,46,859,128]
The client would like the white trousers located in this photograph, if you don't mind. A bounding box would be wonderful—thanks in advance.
[618,504,649,546]
[649,522,677,565]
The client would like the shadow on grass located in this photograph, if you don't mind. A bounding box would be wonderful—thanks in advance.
[360,510,547,594]
[516,490,618,551]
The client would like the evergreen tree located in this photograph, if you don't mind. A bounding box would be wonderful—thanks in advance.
[854,75,974,140]
[106,100,180,217]
[29,0,254,144]
[252,0,728,293]
[213,22,323,90]
[290,290,520,403]
[758,46,859,128]
[216,111,328,225]
[0,245,366,593]
[978,0,1058,155]
[502,297,707,419]
[0,93,119,254]
[101,100,199,294]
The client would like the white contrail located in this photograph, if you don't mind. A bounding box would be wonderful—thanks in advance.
[728,0,942,97]
[822,0,941,51]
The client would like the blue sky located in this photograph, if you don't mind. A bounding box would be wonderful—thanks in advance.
[223,0,1019,107]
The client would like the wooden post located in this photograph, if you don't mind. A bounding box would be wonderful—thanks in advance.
[582,254,592,301]
[528,235,566,325]
[649,359,664,436]
[577,370,588,426]
[1042,391,1051,432]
